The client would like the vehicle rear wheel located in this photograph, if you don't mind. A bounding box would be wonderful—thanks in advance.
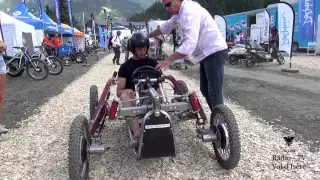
[211,104,241,169]
[90,85,98,120]
[68,115,91,180]
[175,80,189,95]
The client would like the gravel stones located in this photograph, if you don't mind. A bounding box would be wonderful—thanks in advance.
[0,54,319,179]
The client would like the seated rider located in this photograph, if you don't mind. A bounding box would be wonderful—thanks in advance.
[117,32,158,148]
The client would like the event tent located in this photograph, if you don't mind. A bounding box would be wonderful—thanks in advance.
[74,28,85,51]
[10,3,42,29]
[0,11,37,56]
[10,3,44,45]
[59,23,73,36]
[40,11,59,33]
[111,26,131,39]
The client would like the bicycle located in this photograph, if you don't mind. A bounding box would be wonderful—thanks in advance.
[32,45,64,75]
[4,46,49,80]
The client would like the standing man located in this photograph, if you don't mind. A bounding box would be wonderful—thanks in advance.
[42,34,54,55]
[148,0,228,111]
[0,40,8,134]
[111,31,122,65]
[156,25,164,56]
[51,33,61,57]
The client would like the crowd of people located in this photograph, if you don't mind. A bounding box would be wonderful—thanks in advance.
[42,33,61,57]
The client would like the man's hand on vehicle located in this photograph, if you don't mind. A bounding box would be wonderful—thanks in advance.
[156,52,186,70]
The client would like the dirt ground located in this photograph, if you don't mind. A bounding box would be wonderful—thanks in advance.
[1,54,105,128]
[163,44,320,152]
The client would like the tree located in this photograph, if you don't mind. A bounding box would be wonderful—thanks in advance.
[72,15,82,30]
[45,4,56,22]
[59,0,70,24]
[129,0,280,21]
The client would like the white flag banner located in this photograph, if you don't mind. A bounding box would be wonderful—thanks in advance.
[317,15,320,50]
[214,15,227,40]
[278,2,295,57]
[263,9,270,43]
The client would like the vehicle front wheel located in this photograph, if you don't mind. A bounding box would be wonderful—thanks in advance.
[211,105,241,170]
[68,115,91,180]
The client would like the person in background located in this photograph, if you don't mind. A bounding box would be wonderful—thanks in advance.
[0,40,8,134]
[148,0,228,117]
[111,31,122,65]
[122,36,129,53]
[51,33,61,57]
[43,34,54,56]
[235,32,240,44]
[156,25,164,56]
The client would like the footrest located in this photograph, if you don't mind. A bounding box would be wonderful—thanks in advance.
[197,127,211,135]
[197,128,217,142]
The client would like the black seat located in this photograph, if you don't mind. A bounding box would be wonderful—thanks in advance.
[140,111,176,158]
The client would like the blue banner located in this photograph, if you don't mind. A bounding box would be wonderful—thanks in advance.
[67,0,75,45]
[53,0,61,24]
[37,0,42,19]
[98,25,104,48]
[67,0,73,27]
[299,0,315,41]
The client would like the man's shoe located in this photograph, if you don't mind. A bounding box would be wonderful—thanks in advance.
[130,136,140,148]
[0,125,8,134]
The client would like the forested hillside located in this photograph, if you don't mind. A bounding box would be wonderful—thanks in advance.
[0,0,147,19]
[129,0,280,21]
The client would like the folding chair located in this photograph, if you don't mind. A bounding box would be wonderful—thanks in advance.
[307,42,317,56]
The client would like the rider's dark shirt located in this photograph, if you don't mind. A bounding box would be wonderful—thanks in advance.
[118,57,158,90]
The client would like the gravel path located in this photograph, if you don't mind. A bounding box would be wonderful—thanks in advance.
[1,53,319,179]
[1,55,105,129]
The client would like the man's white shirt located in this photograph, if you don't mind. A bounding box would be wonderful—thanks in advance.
[111,35,122,47]
[160,0,228,64]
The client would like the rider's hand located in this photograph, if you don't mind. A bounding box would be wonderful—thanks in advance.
[123,89,135,96]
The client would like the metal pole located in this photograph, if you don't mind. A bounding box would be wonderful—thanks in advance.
[82,9,91,66]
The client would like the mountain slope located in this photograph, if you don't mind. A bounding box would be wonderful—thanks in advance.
[0,0,149,18]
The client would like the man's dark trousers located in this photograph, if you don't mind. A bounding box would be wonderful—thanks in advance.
[199,49,227,110]
[112,47,120,65]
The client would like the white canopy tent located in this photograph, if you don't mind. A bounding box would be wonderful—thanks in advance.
[74,28,85,51]
[0,11,37,56]
[148,20,166,33]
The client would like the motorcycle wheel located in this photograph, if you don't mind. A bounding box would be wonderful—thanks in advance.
[245,56,255,67]
[277,54,285,65]
[228,56,239,65]
[75,53,85,63]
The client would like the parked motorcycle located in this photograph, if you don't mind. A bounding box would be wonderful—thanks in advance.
[227,44,248,65]
[245,45,285,67]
